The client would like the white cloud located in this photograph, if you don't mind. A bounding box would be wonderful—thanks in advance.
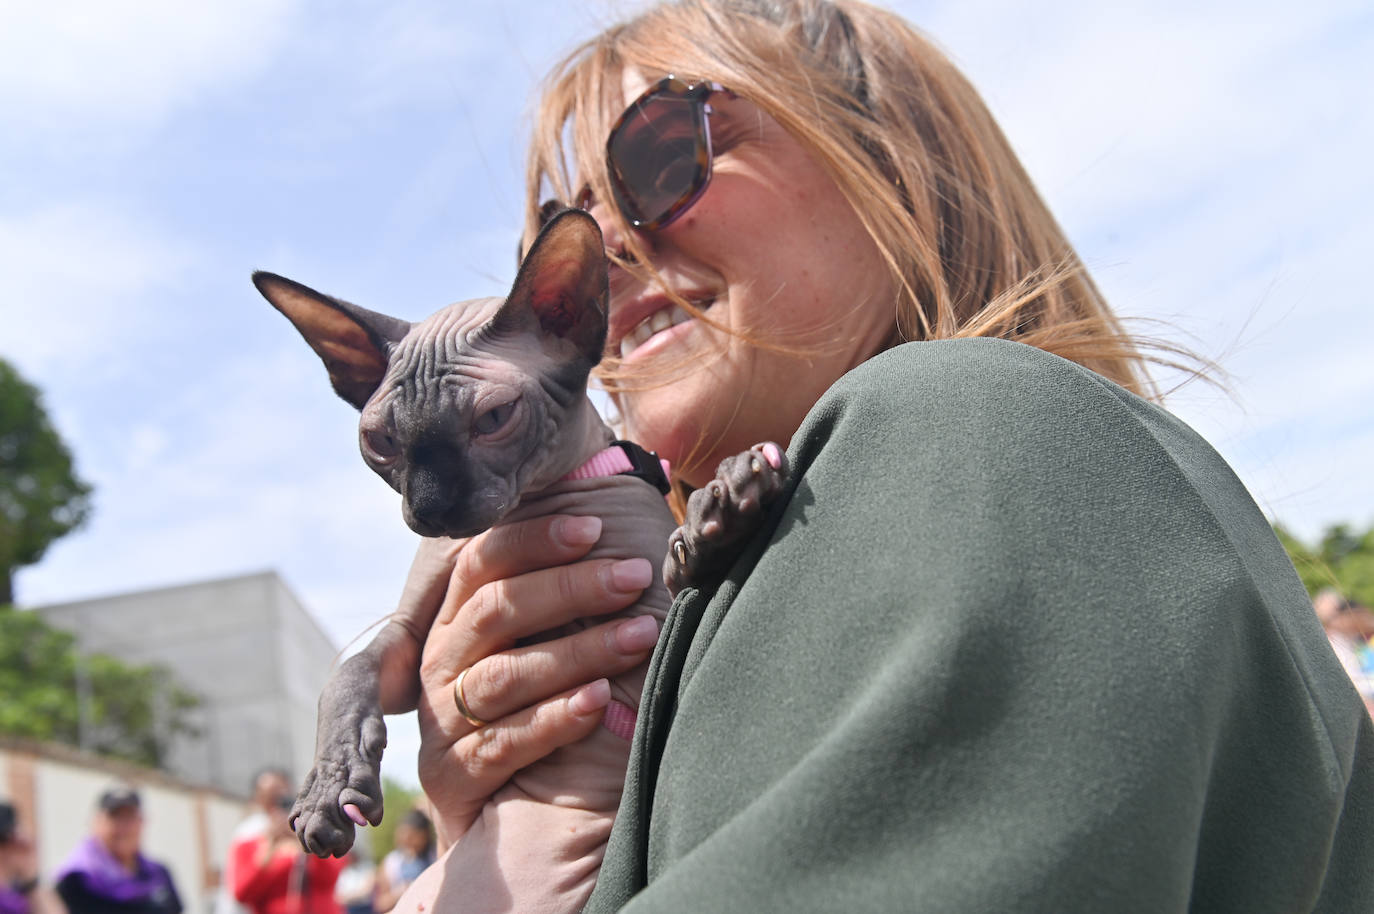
[892,0,1374,541]
[0,202,200,381]
[14,343,419,636]
[0,0,297,131]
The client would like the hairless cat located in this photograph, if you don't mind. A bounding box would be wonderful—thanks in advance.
[253,209,787,910]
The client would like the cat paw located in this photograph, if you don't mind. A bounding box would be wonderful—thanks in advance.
[289,711,387,857]
[664,442,789,596]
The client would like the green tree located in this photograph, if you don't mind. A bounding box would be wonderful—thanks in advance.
[372,776,426,860]
[0,606,201,768]
[0,358,93,605]
[1276,521,1374,608]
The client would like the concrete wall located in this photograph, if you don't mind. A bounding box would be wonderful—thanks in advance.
[269,574,342,775]
[3,739,248,914]
[32,572,336,796]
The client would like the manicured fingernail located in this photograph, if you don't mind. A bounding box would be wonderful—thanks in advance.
[608,558,652,592]
[569,679,611,716]
[761,442,782,469]
[615,616,659,653]
[559,515,602,546]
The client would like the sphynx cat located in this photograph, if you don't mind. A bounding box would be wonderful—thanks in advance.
[253,209,788,912]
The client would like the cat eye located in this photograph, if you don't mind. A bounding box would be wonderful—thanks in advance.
[473,399,519,437]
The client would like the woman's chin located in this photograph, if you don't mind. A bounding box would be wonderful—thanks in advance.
[622,412,701,481]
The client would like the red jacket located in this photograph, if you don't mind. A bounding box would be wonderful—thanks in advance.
[231,837,345,914]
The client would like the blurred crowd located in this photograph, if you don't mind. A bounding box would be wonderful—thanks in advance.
[3,588,1369,913]
[1,770,433,914]
[213,770,434,914]
[1315,587,1374,719]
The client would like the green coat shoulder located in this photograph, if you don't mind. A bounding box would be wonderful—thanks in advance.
[589,339,1374,913]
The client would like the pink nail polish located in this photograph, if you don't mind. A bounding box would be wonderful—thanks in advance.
[616,616,659,652]
[560,515,602,545]
[609,558,653,592]
[570,679,611,716]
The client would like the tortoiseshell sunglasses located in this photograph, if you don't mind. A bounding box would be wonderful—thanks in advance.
[535,77,730,238]
[604,77,729,230]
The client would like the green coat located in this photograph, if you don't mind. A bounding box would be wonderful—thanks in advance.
[585,339,1374,913]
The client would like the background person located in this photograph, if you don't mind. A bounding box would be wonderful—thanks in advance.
[0,800,62,914]
[215,769,291,914]
[330,849,373,914]
[231,794,343,914]
[382,0,1374,911]
[53,787,181,914]
[1315,587,1374,718]
[368,811,432,914]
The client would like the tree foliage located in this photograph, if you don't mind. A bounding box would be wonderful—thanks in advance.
[0,606,201,768]
[0,358,93,604]
[1276,522,1374,608]
[371,776,426,860]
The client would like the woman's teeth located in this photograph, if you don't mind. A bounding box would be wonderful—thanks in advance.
[619,303,697,359]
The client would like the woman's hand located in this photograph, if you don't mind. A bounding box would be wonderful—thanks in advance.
[413,514,660,846]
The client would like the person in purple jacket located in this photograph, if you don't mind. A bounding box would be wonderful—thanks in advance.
[0,801,59,914]
[54,787,182,914]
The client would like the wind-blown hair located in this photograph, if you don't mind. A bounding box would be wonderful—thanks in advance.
[525,0,1162,398]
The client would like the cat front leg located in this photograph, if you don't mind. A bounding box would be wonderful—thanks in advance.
[290,643,387,856]
[291,537,456,855]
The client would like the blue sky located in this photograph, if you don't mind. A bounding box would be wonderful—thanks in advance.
[4,0,1371,786]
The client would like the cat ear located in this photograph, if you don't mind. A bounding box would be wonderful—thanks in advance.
[252,271,411,410]
[492,208,608,364]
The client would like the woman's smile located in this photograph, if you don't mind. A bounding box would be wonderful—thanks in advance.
[618,302,698,361]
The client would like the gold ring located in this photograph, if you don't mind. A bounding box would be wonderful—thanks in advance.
[453,666,487,728]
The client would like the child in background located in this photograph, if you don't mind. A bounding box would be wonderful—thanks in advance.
[370,812,432,914]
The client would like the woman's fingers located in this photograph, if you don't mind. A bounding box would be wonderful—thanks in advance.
[438,515,606,624]
[417,679,616,842]
[428,614,659,735]
[421,555,654,682]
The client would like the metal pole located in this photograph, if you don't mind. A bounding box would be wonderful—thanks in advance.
[74,652,93,752]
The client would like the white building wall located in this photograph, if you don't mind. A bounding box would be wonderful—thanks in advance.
[32,572,335,797]
[269,575,339,779]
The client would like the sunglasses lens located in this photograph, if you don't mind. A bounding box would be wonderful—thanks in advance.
[609,90,708,227]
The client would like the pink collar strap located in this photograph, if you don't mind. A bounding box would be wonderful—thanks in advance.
[561,439,669,744]
[563,440,672,494]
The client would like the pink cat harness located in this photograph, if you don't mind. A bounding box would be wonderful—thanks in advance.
[561,440,672,741]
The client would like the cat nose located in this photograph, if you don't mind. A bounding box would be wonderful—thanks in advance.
[403,444,464,527]
[407,468,457,525]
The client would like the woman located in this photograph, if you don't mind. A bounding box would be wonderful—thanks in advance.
[233,796,344,914]
[399,0,1374,910]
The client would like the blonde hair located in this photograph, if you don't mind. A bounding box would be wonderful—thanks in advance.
[526,0,1169,402]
